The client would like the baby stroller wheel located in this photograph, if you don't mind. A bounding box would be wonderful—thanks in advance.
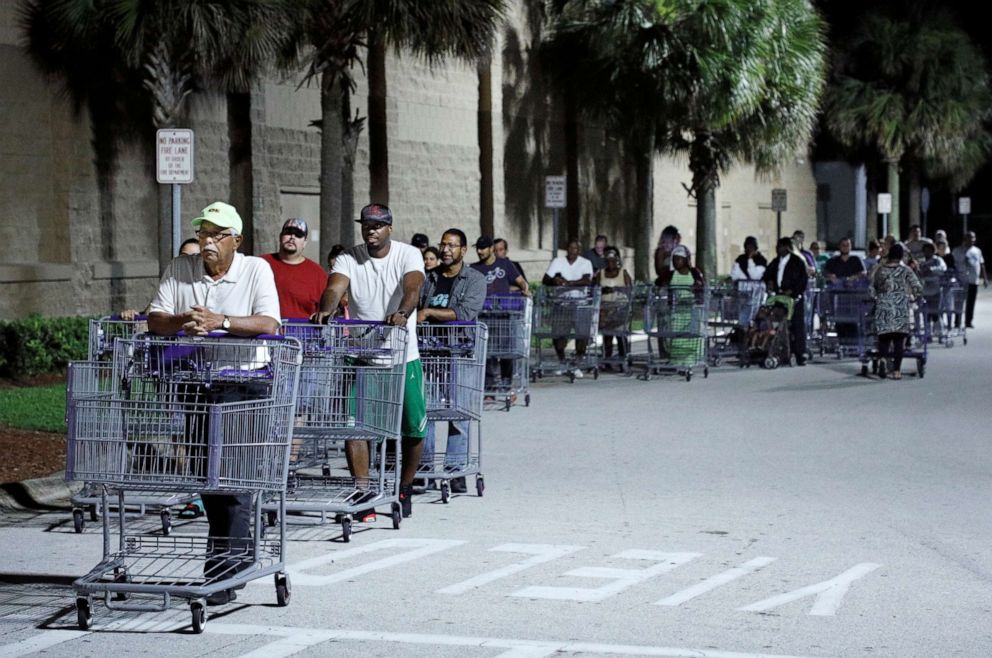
[764,356,778,369]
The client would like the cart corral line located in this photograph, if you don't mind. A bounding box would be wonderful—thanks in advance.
[0,630,88,657]
[207,622,834,658]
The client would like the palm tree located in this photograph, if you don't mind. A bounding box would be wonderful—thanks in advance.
[825,6,992,238]
[544,0,827,277]
[283,0,507,248]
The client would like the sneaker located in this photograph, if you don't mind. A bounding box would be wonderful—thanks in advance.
[399,485,414,518]
[572,368,584,379]
[877,360,887,380]
[450,477,468,494]
[553,362,565,376]
[206,589,237,606]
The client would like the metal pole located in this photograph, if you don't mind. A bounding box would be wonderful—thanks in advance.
[776,211,781,240]
[552,207,560,259]
[882,213,889,238]
[172,184,182,257]
[963,213,969,237]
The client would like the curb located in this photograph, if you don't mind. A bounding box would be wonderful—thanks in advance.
[0,471,81,511]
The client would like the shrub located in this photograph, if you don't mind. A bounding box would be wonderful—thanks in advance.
[0,315,91,378]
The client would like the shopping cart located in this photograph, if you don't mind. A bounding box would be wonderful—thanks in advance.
[640,285,710,381]
[417,322,488,502]
[597,285,635,374]
[939,275,968,346]
[920,275,949,346]
[263,320,407,542]
[67,315,200,534]
[707,281,765,366]
[820,285,873,359]
[531,286,601,382]
[66,332,302,632]
[861,298,929,378]
[479,295,532,410]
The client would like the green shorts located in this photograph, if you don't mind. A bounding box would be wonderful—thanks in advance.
[401,359,427,440]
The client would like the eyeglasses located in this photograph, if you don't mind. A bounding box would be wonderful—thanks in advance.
[439,242,463,251]
[196,230,235,242]
[281,229,306,239]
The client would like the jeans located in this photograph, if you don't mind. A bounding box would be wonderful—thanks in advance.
[421,420,470,468]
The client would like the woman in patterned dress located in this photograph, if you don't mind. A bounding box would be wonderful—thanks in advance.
[871,243,923,380]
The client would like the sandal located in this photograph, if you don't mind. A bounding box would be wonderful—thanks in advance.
[890,371,903,380]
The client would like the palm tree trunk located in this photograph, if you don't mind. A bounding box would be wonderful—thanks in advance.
[691,136,718,277]
[340,86,360,247]
[478,56,495,239]
[633,131,654,281]
[227,91,254,255]
[320,72,345,251]
[906,163,921,233]
[886,158,900,239]
[368,34,389,204]
[564,84,579,245]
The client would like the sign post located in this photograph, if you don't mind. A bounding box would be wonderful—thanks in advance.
[771,189,787,238]
[878,193,892,238]
[545,175,567,258]
[959,196,971,237]
[156,129,195,256]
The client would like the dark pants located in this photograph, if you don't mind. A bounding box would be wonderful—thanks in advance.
[954,284,979,328]
[789,296,807,362]
[187,381,268,581]
[878,332,907,371]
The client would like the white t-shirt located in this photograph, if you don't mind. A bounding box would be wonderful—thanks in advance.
[332,241,425,362]
[545,255,594,282]
[149,253,280,322]
[952,245,985,285]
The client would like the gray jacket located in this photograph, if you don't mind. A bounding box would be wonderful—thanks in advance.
[420,265,487,321]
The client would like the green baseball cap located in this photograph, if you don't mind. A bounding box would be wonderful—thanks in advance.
[191,201,243,234]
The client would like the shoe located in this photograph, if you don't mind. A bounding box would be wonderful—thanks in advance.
[206,589,236,606]
[796,358,807,366]
[399,485,414,518]
[553,362,565,376]
[572,368,584,379]
[966,324,974,329]
[877,361,887,379]
[890,371,903,380]
[449,477,467,494]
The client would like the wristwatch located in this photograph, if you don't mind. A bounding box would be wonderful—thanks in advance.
[222,316,231,330]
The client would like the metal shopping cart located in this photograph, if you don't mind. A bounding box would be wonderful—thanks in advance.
[67,315,200,534]
[264,320,407,542]
[417,322,488,502]
[939,275,968,346]
[820,285,873,360]
[861,298,930,378]
[707,281,765,366]
[479,295,532,410]
[640,285,710,381]
[66,332,302,632]
[597,285,635,374]
[531,286,601,382]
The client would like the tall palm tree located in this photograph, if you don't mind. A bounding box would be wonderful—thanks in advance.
[825,6,992,238]
[545,0,827,277]
[283,0,507,248]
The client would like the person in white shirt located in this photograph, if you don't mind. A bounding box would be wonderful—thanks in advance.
[543,240,595,375]
[314,203,426,519]
[951,231,989,328]
[147,201,281,606]
[917,242,947,276]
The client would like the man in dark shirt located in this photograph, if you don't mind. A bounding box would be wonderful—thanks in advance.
[583,234,608,273]
[764,237,810,365]
[472,236,531,297]
[823,238,866,287]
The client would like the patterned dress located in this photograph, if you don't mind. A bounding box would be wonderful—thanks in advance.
[871,263,923,334]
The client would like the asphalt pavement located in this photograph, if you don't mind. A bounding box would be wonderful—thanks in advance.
[1,291,991,657]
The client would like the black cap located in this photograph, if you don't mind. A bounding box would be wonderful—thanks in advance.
[474,236,493,249]
[411,233,430,248]
[357,203,393,225]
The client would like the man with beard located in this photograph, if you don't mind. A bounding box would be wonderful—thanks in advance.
[261,218,327,319]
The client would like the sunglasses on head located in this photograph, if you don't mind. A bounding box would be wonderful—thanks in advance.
[281,228,306,238]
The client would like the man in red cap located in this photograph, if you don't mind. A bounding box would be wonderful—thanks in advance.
[261,218,328,319]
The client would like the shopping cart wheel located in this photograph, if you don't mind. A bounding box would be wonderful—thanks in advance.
[341,518,352,542]
[76,597,91,630]
[593,368,599,380]
[266,511,278,527]
[72,509,85,534]
[963,336,968,345]
[568,371,575,383]
[945,339,954,348]
[391,503,402,529]
[440,481,450,504]
[917,359,926,378]
[190,601,206,634]
[764,356,778,369]
[504,396,512,411]
[861,364,869,377]
[160,510,171,536]
[112,569,131,601]
[703,367,709,379]
[476,476,485,497]
[275,573,291,607]
[685,371,692,382]
[89,505,99,522]
[525,393,531,407]
[321,464,331,477]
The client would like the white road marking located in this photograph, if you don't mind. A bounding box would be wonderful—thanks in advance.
[285,538,466,586]
[737,562,882,616]
[437,543,584,595]
[511,550,701,602]
[0,630,89,657]
[655,557,779,606]
[209,622,832,658]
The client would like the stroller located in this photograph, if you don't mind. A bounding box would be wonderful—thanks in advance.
[740,295,793,369]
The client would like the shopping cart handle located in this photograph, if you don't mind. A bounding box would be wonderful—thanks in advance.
[109,313,148,321]
[174,330,287,341]
[282,317,318,324]
[328,319,389,326]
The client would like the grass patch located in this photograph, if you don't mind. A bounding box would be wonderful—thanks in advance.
[0,384,66,433]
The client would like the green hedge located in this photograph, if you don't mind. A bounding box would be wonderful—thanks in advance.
[0,315,91,377]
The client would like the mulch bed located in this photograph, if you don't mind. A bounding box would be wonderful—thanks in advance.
[0,427,66,485]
